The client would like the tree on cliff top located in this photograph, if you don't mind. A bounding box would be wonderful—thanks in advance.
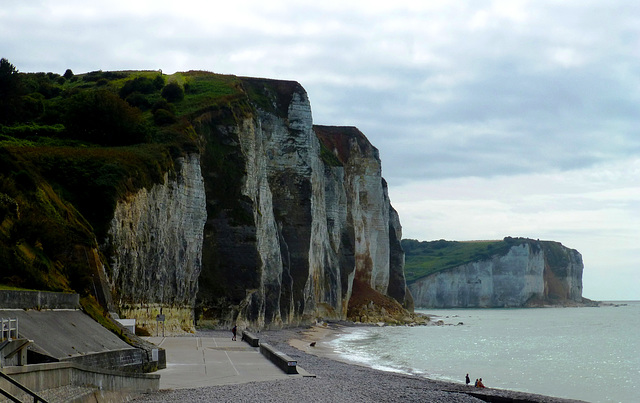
[64,89,149,145]
[161,82,184,103]
[0,58,24,124]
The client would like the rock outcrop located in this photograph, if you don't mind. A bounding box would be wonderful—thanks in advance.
[408,240,585,308]
[103,76,410,330]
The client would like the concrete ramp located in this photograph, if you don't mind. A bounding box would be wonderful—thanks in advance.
[2,309,135,363]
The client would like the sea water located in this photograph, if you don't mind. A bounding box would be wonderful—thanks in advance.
[328,302,640,402]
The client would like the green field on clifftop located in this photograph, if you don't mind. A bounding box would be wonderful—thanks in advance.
[402,237,529,283]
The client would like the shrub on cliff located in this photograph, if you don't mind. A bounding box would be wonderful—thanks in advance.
[153,108,177,126]
[161,82,184,103]
[82,70,126,82]
[125,92,152,111]
[64,89,149,145]
[119,76,159,98]
[151,99,175,114]
[153,74,165,89]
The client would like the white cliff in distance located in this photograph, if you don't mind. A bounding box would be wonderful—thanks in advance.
[407,239,586,308]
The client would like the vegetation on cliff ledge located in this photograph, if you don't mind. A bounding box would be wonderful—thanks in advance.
[0,58,255,294]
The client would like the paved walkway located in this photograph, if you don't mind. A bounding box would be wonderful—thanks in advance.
[144,336,307,389]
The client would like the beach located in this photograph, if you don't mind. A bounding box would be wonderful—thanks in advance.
[133,324,587,403]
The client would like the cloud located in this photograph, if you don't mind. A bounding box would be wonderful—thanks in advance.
[391,157,640,300]
[2,0,639,299]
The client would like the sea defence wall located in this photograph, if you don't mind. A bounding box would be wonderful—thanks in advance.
[0,362,159,399]
[62,348,144,371]
[0,290,165,372]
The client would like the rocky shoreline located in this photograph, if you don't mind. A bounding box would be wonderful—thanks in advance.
[134,325,587,403]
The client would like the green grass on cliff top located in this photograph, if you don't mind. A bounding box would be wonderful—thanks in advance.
[171,72,243,117]
[402,237,529,284]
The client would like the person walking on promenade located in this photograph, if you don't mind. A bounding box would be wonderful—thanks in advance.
[232,325,237,341]
[465,374,470,385]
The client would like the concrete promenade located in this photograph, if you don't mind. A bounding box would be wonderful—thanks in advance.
[144,336,305,390]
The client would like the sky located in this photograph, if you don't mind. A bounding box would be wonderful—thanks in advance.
[2,0,639,300]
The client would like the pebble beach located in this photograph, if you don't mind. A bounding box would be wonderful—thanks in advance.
[133,325,586,403]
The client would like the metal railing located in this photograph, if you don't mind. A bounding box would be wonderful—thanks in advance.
[0,319,18,342]
[0,317,48,402]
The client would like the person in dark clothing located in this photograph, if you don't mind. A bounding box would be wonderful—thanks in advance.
[466,374,471,385]
[232,325,237,341]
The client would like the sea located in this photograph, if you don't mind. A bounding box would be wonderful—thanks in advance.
[327,302,640,403]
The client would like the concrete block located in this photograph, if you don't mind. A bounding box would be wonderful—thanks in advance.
[259,343,298,374]
[241,330,259,347]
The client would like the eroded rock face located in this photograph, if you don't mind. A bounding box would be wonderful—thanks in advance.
[195,80,409,328]
[387,197,409,309]
[106,154,207,316]
[409,241,584,308]
[541,241,584,303]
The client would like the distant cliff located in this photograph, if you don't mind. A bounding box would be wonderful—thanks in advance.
[404,238,588,308]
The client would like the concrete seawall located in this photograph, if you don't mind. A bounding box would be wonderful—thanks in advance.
[62,348,144,372]
[1,290,166,372]
[0,290,79,310]
[1,361,159,400]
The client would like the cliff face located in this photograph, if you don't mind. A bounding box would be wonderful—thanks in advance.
[103,77,409,330]
[103,154,207,332]
[107,154,206,306]
[314,126,407,307]
[409,241,584,308]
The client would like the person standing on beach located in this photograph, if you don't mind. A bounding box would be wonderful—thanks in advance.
[232,325,237,341]
[466,374,470,385]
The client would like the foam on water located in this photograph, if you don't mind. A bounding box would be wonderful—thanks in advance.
[328,302,640,402]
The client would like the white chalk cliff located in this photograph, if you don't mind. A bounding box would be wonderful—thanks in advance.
[103,77,409,330]
[106,154,207,307]
[409,240,584,308]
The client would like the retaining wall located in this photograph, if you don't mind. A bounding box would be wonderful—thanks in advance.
[0,361,159,396]
[62,348,144,372]
[0,291,79,310]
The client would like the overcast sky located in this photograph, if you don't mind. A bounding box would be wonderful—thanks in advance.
[2,0,639,300]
